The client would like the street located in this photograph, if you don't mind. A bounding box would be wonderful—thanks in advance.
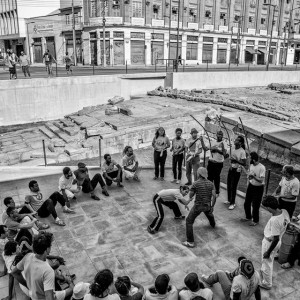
[0,63,299,80]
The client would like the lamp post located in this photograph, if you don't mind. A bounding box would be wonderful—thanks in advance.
[72,0,77,66]
[175,0,180,72]
[263,2,277,71]
[26,21,35,64]
[102,0,108,67]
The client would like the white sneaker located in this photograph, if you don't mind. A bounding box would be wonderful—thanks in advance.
[223,201,230,205]
[176,180,181,184]
[228,204,236,210]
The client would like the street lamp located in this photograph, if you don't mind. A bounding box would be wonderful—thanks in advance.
[26,21,35,64]
[263,2,277,71]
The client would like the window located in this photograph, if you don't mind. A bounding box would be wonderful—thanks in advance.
[153,4,161,19]
[186,43,197,60]
[249,16,253,23]
[261,18,266,24]
[234,15,240,21]
[90,0,97,17]
[132,0,142,17]
[66,14,70,24]
[205,10,211,18]
[220,12,226,25]
[113,0,120,8]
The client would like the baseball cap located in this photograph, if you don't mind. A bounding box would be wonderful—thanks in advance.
[72,282,90,300]
[190,128,198,134]
[184,273,201,292]
[240,259,255,279]
[197,167,208,179]
[155,274,170,294]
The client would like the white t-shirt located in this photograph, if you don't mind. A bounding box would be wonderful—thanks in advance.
[84,293,120,300]
[230,272,260,300]
[2,253,16,274]
[122,154,138,168]
[185,138,202,156]
[264,209,290,240]
[279,177,300,202]
[58,174,76,191]
[231,147,246,169]
[158,189,185,202]
[249,163,266,186]
[17,253,55,300]
[101,160,119,174]
[209,140,225,163]
[179,288,213,300]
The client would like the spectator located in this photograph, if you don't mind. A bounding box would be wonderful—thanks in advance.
[115,276,144,300]
[59,167,81,201]
[19,51,31,78]
[74,162,109,200]
[122,146,140,181]
[170,128,185,184]
[260,195,290,289]
[5,49,17,80]
[240,152,266,226]
[179,273,212,300]
[273,165,300,218]
[207,130,227,197]
[0,241,18,300]
[225,135,247,210]
[43,49,56,77]
[152,127,170,181]
[102,154,123,188]
[144,274,178,300]
[202,259,261,300]
[147,186,189,234]
[0,225,8,241]
[11,232,74,300]
[72,282,90,300]
[185,129,207,186]
[25,180,75,227]
[182,167,216,248]
[281,233,300,269]
[84,269,120,300]
[64,52,73,75]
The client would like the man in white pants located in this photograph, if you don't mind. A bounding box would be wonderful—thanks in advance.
[260,195,290,290]
[122,146,140,181]
[59,167,81,202]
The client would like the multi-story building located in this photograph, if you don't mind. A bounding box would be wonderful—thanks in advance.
[26,0,300,65]
[0,0,60,55]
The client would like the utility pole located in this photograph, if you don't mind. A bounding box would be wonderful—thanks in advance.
[102,0,107,67]
[168,2,171,66]
[236,17,242,66]
[282,24,287,65]
[72,0,77,65]
[175,0,180,72]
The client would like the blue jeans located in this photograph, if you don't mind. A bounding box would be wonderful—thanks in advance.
[186,205,215,243]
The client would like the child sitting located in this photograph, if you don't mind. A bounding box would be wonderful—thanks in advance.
[115,276,144,300]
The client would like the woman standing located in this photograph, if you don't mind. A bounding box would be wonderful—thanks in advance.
[152,127,170,181]
[170,128,185,184]
[6,50,17,80]
[225,135,247,210]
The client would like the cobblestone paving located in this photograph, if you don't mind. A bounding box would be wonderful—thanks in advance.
[0,169,299,300]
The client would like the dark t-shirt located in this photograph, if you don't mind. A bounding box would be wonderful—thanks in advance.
[43,53,53,64]
[120,292,143,300]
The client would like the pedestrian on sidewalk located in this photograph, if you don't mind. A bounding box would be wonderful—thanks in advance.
[170,128,185,184]
[240,152,266,226]
[19,51,31,78]
[64,52,73,75]
[152,127,170,181]
[273,165,299,218]
[147,185,189,234]
[182,167,216,248]
[225,135,247,210]
[185,128,207,186]
[207,130,227,197]
[260,195,290,290]
[5,49,17,80]
[74,162,109,200]
[43,49,56,77]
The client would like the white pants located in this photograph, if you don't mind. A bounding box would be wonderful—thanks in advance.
[59,186,80,199]
[20,216,39,235]
[124,166,140,179]
[20,284,66,300]
[261,238,281,288]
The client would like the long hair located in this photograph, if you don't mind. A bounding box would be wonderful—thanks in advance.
[90,269,114,297]
[155,127,165,139]
[123,146,132,156]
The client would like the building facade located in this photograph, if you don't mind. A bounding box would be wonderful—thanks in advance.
[26,0,300,65]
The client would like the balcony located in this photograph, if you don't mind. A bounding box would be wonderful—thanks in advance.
[248,28,256,35]
[131,17,145,26]
[218,25,228,32]
[152,19,164,27]
[88,17,123,26]
[62,22,83,31]
[203,24,214,31]
[260,29,267,36]
[289,33,300,41]
[170,20,182,28]
[188,22,198,30]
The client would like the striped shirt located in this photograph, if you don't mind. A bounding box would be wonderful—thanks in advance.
[157,189,185,202]
[25,191,45,212]
[190,179,214,205]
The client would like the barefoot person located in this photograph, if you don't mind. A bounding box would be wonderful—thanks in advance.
[122,146,140,181]
[170,128,185,184]
[207,131,226,197]
[102,154,123,187]
[74,162,109,200]
[225,136,247,210]
[25,180,75,227]
[147,186,190,234]
[182,167,216,248]
[260,195,290,290]
[152,127,170,181]
[240,152,265,226]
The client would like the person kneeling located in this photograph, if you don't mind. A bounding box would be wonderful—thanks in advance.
[102,154,123,188]
[147,186,189,234]
[122,146,140,182]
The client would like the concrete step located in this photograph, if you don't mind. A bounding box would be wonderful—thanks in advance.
[53,121,81,136]
[39,126,57,139]
[45,122,61,135]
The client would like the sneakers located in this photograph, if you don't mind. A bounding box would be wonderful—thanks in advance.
[228,204,236,210]
[160,177,164,181]
[102,190,109,197]
[201,275,212,287]
[223,201,230,205]
[147,226,157,234]
[91,195,100,201]
[63,207,75,214]
[182,241,195,248]
[176,180,181,184]
[174,215,185,220]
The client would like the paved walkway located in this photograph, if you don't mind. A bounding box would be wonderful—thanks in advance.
[0,169,299,300]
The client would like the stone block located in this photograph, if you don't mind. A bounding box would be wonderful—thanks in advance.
[31,151,60,159]
[1,143,29,153]
[108,96,124,105]
[45,122,60,134]
[29,140,44,150]
[263,130,300,148]
[20,151,32,162]
[60,119,75,127]
[48,144,55,152]
[0,153,10,165]
[53,140,65,147]
[62,127,80,136]
[39,126,56,139]
[64,145,85,156]
[291,142,300,156]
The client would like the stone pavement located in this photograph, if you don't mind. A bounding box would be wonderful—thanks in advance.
[0,169,300,300]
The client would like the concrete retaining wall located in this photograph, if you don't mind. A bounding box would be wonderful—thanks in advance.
[0,73,166,126]
[172,71,300,90]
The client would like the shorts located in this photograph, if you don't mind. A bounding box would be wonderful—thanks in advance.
[20,284,66,300]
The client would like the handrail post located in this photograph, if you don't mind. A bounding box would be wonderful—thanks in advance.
[265,169,271,195]
[42,139,47,167]
[126,60,128,74]
[99,137,102,167]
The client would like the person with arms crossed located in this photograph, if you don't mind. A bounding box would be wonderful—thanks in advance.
[122,146,140,181]
[102,154,123,188]
[59,167,81,202]
[273,165,299,218]
[260,195,290,289]
[147,185,190,234]
[240,152,266,226]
